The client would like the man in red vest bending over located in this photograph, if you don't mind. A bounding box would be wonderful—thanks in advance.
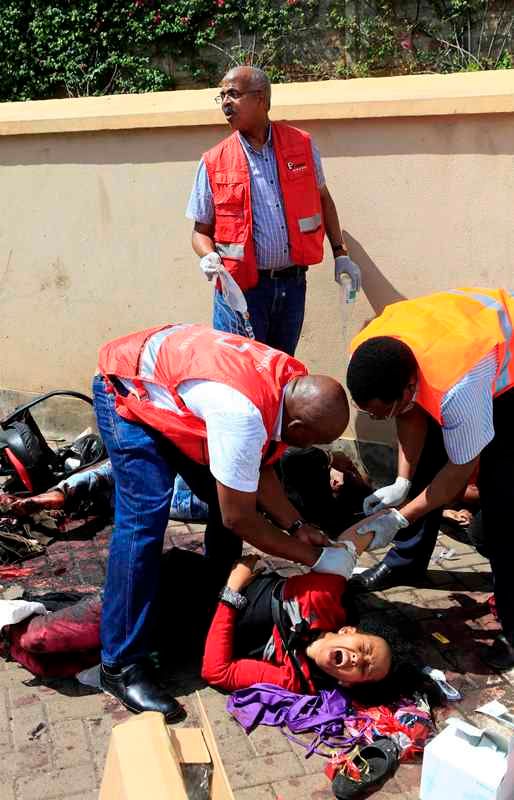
[94,324,350,720]
[346,288,514,671]
[186,66,361,355]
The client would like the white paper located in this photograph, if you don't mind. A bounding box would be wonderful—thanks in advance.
[477,701,514,732]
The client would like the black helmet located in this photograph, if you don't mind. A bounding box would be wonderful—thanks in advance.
[0,390,104,494]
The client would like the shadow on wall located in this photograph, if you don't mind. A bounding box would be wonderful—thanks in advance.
[344,230,406,315]
[343,229,406,475]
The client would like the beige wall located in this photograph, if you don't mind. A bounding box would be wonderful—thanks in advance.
[1,72,513,442]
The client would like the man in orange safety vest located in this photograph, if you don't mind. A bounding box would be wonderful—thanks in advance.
[347,288,514,671]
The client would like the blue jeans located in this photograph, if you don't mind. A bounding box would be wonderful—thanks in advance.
[213,270,307,355]
[170,475,209,521]
[93,374,177,666]
[92,374,242,666]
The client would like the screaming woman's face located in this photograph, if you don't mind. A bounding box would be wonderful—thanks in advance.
[306,627,392,686]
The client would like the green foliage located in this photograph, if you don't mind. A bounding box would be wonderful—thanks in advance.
[328,0,514,79]
[0,0,512,101]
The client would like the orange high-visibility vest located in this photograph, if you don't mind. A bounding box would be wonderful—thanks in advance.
[98,323,307,465]
[203,122,325,291]
[350,288,514,423]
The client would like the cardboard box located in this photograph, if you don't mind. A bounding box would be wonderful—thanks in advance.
[99,692,234,800]
[420,717,514,800]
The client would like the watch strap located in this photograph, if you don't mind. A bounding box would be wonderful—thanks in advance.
[287,519,305,535]
[219,586,248,611]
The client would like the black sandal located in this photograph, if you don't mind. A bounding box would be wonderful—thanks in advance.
[331,737,400,798]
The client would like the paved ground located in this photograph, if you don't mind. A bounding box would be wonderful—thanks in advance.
[0,519,513,800]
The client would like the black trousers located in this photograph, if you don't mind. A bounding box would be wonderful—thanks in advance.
[160,439,243,586]
[384,388,514,638]
[163,445,368,586]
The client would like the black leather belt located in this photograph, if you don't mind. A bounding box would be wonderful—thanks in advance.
[260,266,308,280]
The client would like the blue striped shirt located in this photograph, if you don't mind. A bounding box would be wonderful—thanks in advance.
[186,124,325,270]
[440,349,497,463]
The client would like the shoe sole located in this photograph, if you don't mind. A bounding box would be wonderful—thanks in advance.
[101,686,185,723]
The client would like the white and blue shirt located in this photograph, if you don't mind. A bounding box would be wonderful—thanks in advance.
[440,349,497,463]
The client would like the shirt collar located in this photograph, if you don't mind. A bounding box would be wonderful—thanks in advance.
[238,124,272,155]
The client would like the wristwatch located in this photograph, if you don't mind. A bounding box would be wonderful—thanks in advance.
[287,519,306,535]
[219,586,248,611]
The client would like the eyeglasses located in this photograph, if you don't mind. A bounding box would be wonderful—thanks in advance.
[351,398,399,421]
[214,89,262,104]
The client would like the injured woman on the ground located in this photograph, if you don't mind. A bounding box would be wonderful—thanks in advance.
[2,447,414,696]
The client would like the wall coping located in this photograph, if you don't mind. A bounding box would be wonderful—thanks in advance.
[0,69,513,136]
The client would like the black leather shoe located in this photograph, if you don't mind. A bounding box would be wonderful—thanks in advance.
[479,635,514,671]
[100,663,185,722]
[348,561,423,594]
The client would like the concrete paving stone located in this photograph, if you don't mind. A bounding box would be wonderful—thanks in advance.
[456,684,510,727]
[206,714,247,743]
[15,762,97,800]
[271,771,334,799]
[226,750,304,790]
[51,718,91,770]
[234,785,276,800]
[60,794,98,800]
[0,665,35,688]
[12,741,53,775]
[248,725,293,756]
[45,693,106,724]
[83,715,114,776]
[0,782,16,800]
[0,688,11,748]
[214,730,255,765]
[287,738,328,775]
[391,762,423,799]
[10,701,49,749]
[0,739,53,782]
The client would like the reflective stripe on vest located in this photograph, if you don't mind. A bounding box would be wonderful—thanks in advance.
[140,324,191,380]
[215,243,245,260]
[298,213,322,233]
[450,289,513,394]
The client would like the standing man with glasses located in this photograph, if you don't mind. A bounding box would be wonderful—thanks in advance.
[344,288,514,671]
[186,66,361,356]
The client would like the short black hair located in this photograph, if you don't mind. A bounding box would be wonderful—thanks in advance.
[347,337,417,406]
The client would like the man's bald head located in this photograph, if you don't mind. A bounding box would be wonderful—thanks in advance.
[282,375,349,447]
[221,66,271,110]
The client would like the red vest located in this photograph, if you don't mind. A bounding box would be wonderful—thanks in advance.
[351,288,514,423]
[98,323,308,465]
[203,122,325,291]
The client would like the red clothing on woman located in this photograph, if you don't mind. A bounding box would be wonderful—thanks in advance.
[201,572,347,693]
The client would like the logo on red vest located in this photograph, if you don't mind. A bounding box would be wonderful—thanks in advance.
[287,161,307,172]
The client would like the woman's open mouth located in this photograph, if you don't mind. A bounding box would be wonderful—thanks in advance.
[333,649,347,667]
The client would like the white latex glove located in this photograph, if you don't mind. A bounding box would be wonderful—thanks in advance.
[200,252,222,281]
[363,477,412,516]
[356,508,409,550]
[334,255,361,293]
[311,542,357,578]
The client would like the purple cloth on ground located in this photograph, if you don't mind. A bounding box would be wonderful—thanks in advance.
[227,683,354,742]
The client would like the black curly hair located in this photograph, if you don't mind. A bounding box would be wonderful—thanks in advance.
[347,336,418,406]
